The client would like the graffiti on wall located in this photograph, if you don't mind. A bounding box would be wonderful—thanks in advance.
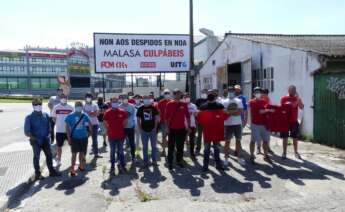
[327,77,345,100]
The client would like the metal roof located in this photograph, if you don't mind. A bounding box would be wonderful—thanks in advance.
[226,33,345,57]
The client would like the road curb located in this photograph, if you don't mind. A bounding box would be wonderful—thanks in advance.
[0,144,57,212]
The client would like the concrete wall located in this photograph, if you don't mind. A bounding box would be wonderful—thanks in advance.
[198,36,323,136]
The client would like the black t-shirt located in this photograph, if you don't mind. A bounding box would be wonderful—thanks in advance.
[199,101,224,111]
[97,103,108,122]
[136,105,159,132]
[195,98,207,109]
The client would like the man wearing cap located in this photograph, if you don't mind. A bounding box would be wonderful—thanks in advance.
[165,89,190,170]
[248,87,272,164]
[221,86,245,166]
[157,89,172,156]
[234,85,248,128]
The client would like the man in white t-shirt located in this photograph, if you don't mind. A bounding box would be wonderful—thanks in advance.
[221,86,245,166]
[83,93,101,158]
[51,93,74,166]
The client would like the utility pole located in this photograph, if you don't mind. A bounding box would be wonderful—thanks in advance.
[189,0,195,100]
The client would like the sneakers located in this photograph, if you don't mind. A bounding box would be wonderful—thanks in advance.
[295,153,302,160]
[282,153,287,160]
[34,174,45,181]
[263,156,273,164]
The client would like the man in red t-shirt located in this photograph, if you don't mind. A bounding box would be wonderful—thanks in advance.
[103,97,128,175]
[157,89,172,156]
[165,89,190,170]
[198,92,229,172]
[249,87,273,164]
[280,85,304,160]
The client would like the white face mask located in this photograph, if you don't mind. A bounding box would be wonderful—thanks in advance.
[164,94,170,99]
[143,99,151,106]
[111,102,119,108]
[123,99,129,104]
[201,94,207,99]
[255,93,262,99]
[75,106,83,113]
[61,98,67,104]
[228,92,235,99]
[33,105,42,112]
[184,97,191,103]
[86,97,92,103]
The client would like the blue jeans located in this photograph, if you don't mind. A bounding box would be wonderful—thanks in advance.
[141,130,157,163]
[109,139,125,168]
[91,125,99,155]
[31,140,54,175]
[203,142,222,169]
[124,128,136,160]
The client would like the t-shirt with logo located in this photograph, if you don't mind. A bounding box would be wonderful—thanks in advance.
[249,98,268,125]
[280,95,299,123]
[83,103,99,126]
[51,103,74,133]
[221,97,243,126]
[103,108,128,140]
[65,112,90,139]
[136,105,159,132]
[165,100,190,130]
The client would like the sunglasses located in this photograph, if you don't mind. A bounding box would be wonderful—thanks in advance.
[33,103,42,106]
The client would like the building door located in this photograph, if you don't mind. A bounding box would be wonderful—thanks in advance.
[314,73,345,148]
[241,58,252,100]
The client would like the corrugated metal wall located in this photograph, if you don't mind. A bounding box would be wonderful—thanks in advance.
[314,73,345,148]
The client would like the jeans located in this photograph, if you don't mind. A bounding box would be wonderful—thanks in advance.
[168,128,187,165]
[49,117,55,143]
[31,140,54,175]
[196,124,203,152]
[109,139,125,168]
[189,127,197,156]
[141,130,157,163]
[124,128,136,160]
[203,141,222,169]
[91,125,99,155]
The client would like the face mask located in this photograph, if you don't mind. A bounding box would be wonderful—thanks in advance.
[111,102,119,108]
[61,98,67,104]
[184,97,191,103]
[164,94,170,99]
[228,92,235,99]
[255,93,262,99]
[123,99,129,104]
[33,105,42,112]
[143,99,151,106]
[135,99,140,104]
[86,97,92,103]
[201,94,207,99]
[75,106,83,113]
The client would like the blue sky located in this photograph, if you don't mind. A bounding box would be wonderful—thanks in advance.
[1,0,344,50]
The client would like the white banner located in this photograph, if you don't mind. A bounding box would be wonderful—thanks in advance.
[93,33,190,73]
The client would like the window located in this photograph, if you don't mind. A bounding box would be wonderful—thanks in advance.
[49,78,59,88]
[7,78,18,89]
[0,78,7,89]
[40,78,50,88]
[252,67,274,92]
[31,78,40,89]
[18,78,28,89]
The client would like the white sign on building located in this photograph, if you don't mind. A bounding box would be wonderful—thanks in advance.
[93,33,190,73]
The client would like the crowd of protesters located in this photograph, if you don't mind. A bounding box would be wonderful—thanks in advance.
[24,84,304,180]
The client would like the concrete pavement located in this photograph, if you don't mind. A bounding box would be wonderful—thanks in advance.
[5,129,345,212]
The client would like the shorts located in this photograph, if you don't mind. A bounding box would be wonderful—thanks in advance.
[159,123,168,135]
[56,133,68,147]
[251,124,270,143]
[98,122,107,136]
[280,122,300,139]
[224,125,242,140]
[71,138,88,154]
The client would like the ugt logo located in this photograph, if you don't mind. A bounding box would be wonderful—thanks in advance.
[170,61,187,68]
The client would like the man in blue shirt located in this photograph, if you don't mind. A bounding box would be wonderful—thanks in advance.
[24,97,60,181]
[120,94,137,163]
[65,101,92,177]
